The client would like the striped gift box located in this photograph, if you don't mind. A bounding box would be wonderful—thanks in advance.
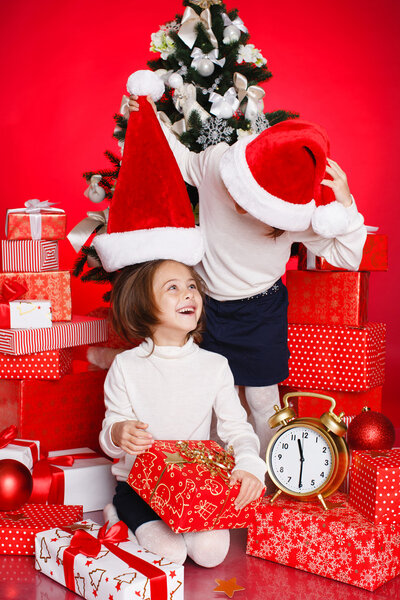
[0,316,108,355]
[1,240,59,272]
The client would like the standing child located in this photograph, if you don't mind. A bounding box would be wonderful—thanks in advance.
[93,73,266,567]
[128,81,367,460]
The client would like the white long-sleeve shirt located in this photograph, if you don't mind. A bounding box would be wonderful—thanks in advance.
[99,337,267,484]
[160,123,367,301]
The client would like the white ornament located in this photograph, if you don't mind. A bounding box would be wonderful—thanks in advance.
[223,25,241,44]
[209,87,239,119]
[196,58,215,76]
[84,175,106,204]
[168,73,184,89]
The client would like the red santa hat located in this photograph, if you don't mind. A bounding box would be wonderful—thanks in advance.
[220,119,350,237]
[93,70,204,272]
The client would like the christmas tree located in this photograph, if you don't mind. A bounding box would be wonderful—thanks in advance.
[76,0,298,292]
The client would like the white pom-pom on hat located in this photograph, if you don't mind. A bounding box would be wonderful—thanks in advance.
[126,70,165,102]
[311,201,350,238]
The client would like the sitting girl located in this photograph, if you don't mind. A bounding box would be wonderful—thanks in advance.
[99,259,266,567]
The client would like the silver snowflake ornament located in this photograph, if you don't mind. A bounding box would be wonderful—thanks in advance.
[252,113,270,134]
[197,117,235,149]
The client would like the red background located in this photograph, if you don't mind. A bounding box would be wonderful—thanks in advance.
[0,0,398,422]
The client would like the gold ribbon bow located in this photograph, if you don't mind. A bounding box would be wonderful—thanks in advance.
[190,0,222,8]
[178,7,218,48]
[233,72,265,121]
[67,208,109,253]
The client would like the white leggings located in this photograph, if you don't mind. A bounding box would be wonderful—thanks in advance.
[243,384,280,460]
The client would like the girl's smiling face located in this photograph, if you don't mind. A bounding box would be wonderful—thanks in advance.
[151,260,203,346]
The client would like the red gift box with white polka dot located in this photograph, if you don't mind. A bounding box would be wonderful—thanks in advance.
[282,322,386,391]
[246,493,400,591]
[349,449,400,525]
[128,440,263,532]
[0,503,82,555]
[0,348,73,379]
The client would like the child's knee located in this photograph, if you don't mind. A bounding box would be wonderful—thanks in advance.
[184,529,230,568]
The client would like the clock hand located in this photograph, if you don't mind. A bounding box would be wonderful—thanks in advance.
[298,438,305,489]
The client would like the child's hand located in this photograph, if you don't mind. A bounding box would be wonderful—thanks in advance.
[229,470,264,511]
[321,158,352,207]
[111,420,153,455]
[128,94,157,114]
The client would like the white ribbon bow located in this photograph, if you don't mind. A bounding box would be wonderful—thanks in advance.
[209,87,239,118]
[5,200,63,240]
[83,175,106,204]
[222,13,248,34]
[233,72,265,121]
[178,7,218,49]
[172,82,210,125]
[67,208,109,253]
[190,47,226,70]
[158,111,187,137]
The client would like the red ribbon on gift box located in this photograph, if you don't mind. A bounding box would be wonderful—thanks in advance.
[62,521,168,598]
[30,451,102,504]
[0,425,39,463]
[0,280,28,328]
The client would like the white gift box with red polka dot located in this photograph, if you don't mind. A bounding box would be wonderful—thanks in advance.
[0,347,72,379]
[349,449,400,524]
[282,322,386,391]
[0,438,40,470]
[0,504,83,555]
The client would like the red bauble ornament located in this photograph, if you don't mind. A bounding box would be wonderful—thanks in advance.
[0,459,33,511]
[347,407,396,451]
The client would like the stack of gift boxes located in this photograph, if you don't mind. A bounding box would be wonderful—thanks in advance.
[246,232,400,591]
[0,203,120,560]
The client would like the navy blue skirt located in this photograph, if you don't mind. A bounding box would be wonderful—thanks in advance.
[201,279,290,387]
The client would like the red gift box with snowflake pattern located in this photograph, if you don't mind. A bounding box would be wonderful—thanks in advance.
[286,270,369,328]
[128,440,263,533]
[0,504,82,555]
[246,493,400,591]
[282,322,386,392]
[349,449,400,525]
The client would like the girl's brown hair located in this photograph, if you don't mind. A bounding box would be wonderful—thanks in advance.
[111,260,206,346]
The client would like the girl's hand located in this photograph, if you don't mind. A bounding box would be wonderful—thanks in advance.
[229,470,264,511]
[128,94,157,114]
[111,420,153,455]
[321,158,352,207]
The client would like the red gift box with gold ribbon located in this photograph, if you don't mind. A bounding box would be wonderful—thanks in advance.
[0,504,82,555]
[286,270,369,328]
[128,440,263,533]
[246,493,400,591]
[0,363,107,451]
[35,519,184,599]
[349,449,400,525]
[282,322,386,392]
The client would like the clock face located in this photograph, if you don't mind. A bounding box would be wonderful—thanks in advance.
[268,424,334,495]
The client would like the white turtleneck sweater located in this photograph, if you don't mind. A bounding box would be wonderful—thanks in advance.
[99,337,267,484]
[160,123,367,301]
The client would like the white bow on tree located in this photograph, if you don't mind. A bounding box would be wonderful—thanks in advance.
[209,87,239,119]
[233,72,265,121]
[178,7,218,49]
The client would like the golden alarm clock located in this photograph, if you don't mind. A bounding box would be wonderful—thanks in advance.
[266,392,349,510]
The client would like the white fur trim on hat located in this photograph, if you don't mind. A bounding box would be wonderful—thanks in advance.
[220,134,315,232]
[127,70,165,102]
[311,201,350,238]
[93,226,204,272]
